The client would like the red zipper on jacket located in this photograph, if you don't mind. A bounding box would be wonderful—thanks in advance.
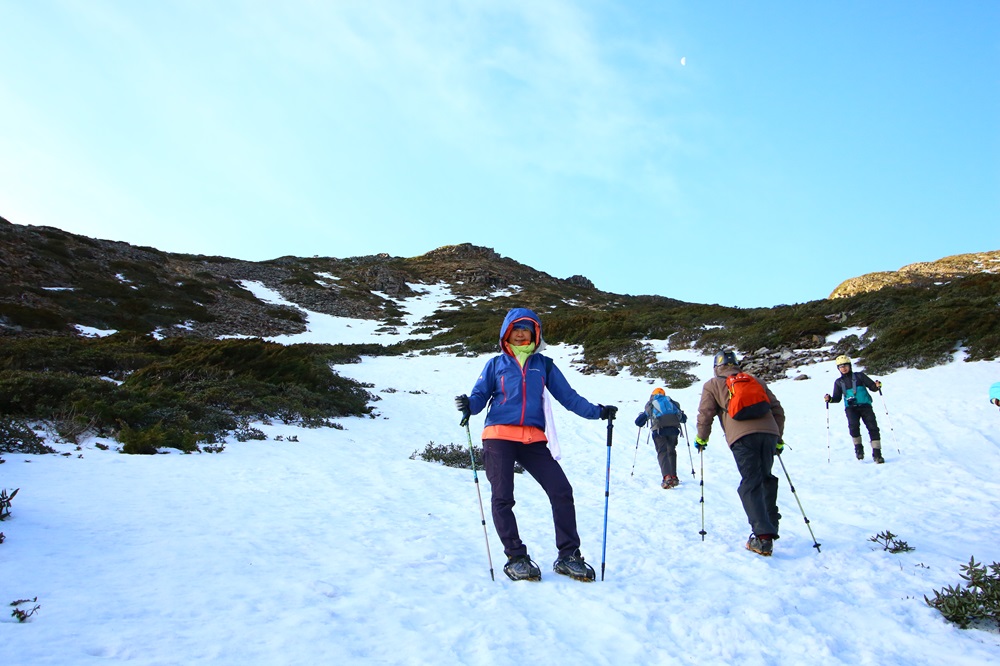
[519,358,528,425]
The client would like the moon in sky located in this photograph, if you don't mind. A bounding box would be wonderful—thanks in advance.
[680,57,686,66]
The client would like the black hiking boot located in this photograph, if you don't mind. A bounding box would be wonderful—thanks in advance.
[553,549,596,582]
[746,534,773,557]
[503,554,541,582]
[872,449,885,464]
[854,443,865,460]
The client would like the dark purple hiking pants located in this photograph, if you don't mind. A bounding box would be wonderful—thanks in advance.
[482,438,580,559]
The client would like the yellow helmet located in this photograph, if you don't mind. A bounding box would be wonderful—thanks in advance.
[835,355,852,366]
[652,388,665,396]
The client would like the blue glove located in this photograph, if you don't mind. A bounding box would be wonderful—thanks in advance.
[679,412,687,424]
[634,413,648,427]
[694,436,708,452]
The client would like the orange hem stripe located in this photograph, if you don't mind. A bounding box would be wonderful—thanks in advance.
[481,424,547,444]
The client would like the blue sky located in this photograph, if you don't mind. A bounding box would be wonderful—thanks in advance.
[1,1,997,307]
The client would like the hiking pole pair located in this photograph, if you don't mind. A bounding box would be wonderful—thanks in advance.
[775,453,821,553]
[463,422,495,581]
[601,411,615,581]
[630,427,649,477]
[682,422,696,478]
[877,388,901,454]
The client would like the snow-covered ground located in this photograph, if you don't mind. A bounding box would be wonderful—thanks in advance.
[3,289,1000,665]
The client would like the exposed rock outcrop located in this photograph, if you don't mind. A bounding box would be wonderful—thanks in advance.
[830,250,1000,299]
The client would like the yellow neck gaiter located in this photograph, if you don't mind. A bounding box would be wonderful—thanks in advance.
[509,342,536,367]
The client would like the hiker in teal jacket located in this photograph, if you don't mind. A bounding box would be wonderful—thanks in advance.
[825,355,884,464]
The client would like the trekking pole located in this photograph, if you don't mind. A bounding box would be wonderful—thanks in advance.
[601,412,615,581]
[698,447,707,541]
[775,454,821,553]
[683,422,695,478]
[877,388,901,454]
[825,402,831,464]
[464,422,495,581]
[629,427,643,477]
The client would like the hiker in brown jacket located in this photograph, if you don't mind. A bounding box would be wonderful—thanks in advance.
[694,350,786,557]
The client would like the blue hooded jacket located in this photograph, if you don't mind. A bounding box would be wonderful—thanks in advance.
[468,307,601,429]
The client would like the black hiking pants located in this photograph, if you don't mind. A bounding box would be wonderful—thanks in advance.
[845,404,880,440]
[482,439,580,560]
[652,428,679,477]
[731,432,780,539]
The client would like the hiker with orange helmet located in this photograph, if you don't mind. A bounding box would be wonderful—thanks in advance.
[824,355,884,464]
[634,388,687,488]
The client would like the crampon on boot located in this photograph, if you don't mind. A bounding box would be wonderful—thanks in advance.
[553,549,596,582]
[746,534,773,557]
[503,554,542,581]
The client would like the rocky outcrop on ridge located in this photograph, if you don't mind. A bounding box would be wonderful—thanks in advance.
[829,250,1000,298]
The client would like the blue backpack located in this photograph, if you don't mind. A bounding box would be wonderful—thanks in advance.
[650,395,681,428]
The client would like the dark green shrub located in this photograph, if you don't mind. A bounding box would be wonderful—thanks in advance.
[0,487,19,520]
[410,441,524,473]
[648,360,700,389]
[925,557,1000,630]
[0,418,55,454]
[0,337,375,452]
[118,422,198,454]
[411,441,481,469]
[10,597,40,622]
[869,530,914,553]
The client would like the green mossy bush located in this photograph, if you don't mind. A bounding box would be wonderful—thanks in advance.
[410,440,525,474]
[119,422,198,454]
[0,337,375,453]
[411,441,482,469]
[413,274,1000,377]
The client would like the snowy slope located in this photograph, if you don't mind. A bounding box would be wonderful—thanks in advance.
[2,285,999,666]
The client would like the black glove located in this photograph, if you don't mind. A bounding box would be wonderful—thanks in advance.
[634,413,648,427]
[455,394,471,427]
[599,405,618,421]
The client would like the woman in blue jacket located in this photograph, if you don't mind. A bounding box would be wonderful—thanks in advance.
[455,307,617,582]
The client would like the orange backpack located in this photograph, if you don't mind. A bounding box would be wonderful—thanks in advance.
[725,372,771,421]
